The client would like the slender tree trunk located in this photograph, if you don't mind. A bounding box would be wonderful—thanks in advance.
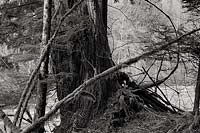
[193,60,200,115]
[34,0,52,132]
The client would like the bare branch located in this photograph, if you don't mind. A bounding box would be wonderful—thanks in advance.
[18,75,37,127]
[141,50,179,90]
[142,66,176,112]
[0,109,21,133]
[156,55,164,82]
[138,59,156,85]
[144,0,177,37]
[108,5,134,29]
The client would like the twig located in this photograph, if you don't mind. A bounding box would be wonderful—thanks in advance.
[138,59,156,85]
[144,0,177,36]
[163,83,179,94]
[51,0,60,24]
[7,114,32,124]
[142,66,176,112]
[0,57,11,69]
[156,55,164,82]
[21,27,200,133]
[108,5,134,29]
[0,109,21,133]
[47,122,52,133]
[13,0,83,125]
[112,41,143,54]
[155,55,165,92]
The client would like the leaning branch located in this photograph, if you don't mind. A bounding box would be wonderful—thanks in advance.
[22,27,200,133]
[13,0,83,125]
[144,0,177,36]
[18,75,37,127]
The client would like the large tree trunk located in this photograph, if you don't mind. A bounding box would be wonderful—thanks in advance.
[51,0,118,132]
[34,0,52,132]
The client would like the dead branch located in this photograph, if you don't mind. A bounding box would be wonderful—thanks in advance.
[21,27,200,133]
[7,114,32,124]
[156,55,164,82]
[18,75,37,127]
[13,0,83,126]
[144,0,177,37]
[140,50,179,90]
[142,67,176,112]
[0,109,21,133]
[138,59,156,85]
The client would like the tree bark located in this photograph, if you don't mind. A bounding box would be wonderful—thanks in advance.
[51,0,118,132]
[34,0,52,132]
[193,60,200,115]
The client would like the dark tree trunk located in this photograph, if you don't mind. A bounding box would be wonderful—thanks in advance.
[34,0,52,132]
[100,0,108,34]
[193,60,200,115]
[51,1,118,132]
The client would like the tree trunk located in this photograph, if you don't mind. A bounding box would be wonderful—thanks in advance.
[34,0,52,132]
[51,1,118,132]
[193,60,200,115]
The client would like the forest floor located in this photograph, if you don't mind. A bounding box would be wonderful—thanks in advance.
[87,109,198,133]
[0,88,198,133]
[0,105,197,133]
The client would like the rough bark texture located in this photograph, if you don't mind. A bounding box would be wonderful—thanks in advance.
[34,0,52,132]
[51,0,118,132]
[193,60,200,115]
